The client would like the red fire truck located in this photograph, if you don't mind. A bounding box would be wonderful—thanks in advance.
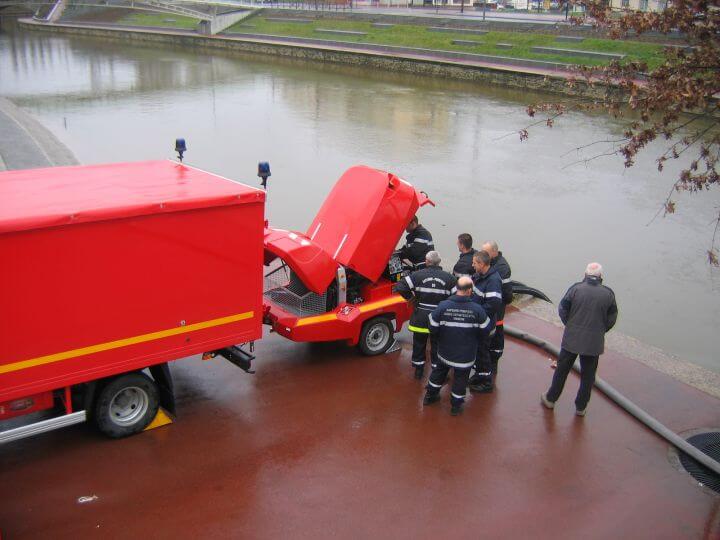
[0,160,432,442]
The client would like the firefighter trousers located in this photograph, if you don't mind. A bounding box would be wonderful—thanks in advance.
[426,362,471,405]
[472,337,492,382]
[411,331,438,368]
[488,324,505,375]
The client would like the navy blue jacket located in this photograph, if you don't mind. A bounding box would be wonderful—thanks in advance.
[395,265,457,333]
[471,267,503,320]
[429,295,492,369]
[453,249,476,276]
[400,224,434,269]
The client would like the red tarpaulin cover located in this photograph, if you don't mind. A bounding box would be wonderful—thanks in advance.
[0,160,264,234]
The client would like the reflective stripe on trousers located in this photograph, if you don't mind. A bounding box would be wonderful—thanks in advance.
[408,325,430,333]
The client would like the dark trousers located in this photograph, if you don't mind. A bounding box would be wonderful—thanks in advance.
[472,337,492,382]
[546,348,599,410]
[488,324,505,375]
[411,332,438,368]
[426,362,472,404]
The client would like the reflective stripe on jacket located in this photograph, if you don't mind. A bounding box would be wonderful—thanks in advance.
[400,225,434,268]
[453,249,476,277]
[429,295,492,368]
[395,266,457,332]
[490,252,513,321]
[471,267,503,320]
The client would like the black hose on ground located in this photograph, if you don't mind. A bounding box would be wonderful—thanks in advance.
[505,325,720,477]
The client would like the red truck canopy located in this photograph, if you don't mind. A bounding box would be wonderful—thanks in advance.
[0,160,264,233]
[0,160,266,403]
[307,166,433,283]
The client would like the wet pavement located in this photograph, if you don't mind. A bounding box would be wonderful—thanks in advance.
[1,311,718,539]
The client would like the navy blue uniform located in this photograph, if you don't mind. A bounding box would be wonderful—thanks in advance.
[470,267,503,385]
[395,266,457,370]
[399,224,434,269]
[426,296,492,405]
[452,248,476,277]
[488,252,513,375]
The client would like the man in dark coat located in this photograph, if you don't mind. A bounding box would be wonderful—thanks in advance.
[481,241,513,380]
[399,215,434,270]
[541,262,618,416]
[395,251,457,379]
[453,233,476,276]
[423,276,493,416]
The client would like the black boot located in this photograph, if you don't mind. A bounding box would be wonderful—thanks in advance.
[469,381,494,393]
[414,366,424,379]
[423,392,440,406]
[450,402,464,416]
[469,372,494,393]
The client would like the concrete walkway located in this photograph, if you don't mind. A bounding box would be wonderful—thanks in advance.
[0,97,78,171]
[1,311,718,538]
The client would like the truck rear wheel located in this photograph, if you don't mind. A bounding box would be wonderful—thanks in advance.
[94,372,159,438]
[359,318,394,356]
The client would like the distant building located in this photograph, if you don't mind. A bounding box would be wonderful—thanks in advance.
[610,0,667,11]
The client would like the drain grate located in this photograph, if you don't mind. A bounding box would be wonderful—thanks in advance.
[679,431,720,494]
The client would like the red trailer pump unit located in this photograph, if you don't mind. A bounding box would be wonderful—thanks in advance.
[263,166,433,354]
[0,160,265,439]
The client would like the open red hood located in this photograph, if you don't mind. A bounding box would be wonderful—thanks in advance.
[306,166,433,282]
[264,228,338,294]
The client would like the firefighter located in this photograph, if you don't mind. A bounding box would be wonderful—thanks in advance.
[423,276,493,416]
[399,215,434,270]
[395,250,457,379]
[481,240,513,381]
[453,233,476,276]
[468,250,503,393]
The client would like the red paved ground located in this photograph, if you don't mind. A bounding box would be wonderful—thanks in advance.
[1,311,719,539]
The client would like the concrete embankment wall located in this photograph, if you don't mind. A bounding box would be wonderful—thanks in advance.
[0,96,78,171]
[18,20,612,98]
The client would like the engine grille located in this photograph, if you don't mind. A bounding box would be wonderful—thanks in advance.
[263,260,329,317]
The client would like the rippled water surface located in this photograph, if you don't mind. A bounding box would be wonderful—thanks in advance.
[1,22,718,371]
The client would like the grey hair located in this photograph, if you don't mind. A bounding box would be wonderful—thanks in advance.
[484,240,499,253]
[473,250,491,266]
[425,250,441,266]
[585,262,603,277]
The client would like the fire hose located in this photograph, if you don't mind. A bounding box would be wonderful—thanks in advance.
[505,324,720,476]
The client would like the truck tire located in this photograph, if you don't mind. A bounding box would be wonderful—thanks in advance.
[358,317,394,356]
[94,372,160,438]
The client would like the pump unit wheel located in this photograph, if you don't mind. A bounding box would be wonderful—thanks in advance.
[94,372,160,438]
[359,318,394,356]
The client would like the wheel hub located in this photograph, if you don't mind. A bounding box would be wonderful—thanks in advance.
[367,324,390,350]
[109,386,149,427]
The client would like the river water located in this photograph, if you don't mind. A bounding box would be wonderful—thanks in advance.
[1,22,718,372]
